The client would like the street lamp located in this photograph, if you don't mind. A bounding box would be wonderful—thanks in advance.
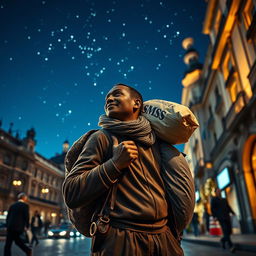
[12,180,22,186]
[42,188,49,194]
[205,162,213,169]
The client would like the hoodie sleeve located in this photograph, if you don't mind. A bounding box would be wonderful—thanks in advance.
[62,130,121,209]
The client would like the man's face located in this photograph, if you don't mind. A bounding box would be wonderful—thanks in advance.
[105,85,138,121]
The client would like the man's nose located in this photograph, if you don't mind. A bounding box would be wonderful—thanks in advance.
[106,95,114,104]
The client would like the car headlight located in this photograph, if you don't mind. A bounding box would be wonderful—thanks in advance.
[70,231,74,237]
[48,231,54,236]
[76,232,80,236]
[59,231,67,236]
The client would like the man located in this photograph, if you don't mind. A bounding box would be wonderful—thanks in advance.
[4,192,32,256]
[211,188,236,253]
[30,210,42,246]
[63,84,185,255]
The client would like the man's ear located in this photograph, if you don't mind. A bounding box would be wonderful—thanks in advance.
[133,99,141,112]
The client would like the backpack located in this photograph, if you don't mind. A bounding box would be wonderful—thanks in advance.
[63,129,113,237]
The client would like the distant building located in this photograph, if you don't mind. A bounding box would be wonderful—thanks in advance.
[0,125,65,225]
[181,0,256,234]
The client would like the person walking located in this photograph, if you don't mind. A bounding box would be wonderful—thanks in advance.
[43,219,51,237]
[30,210,42,246]
[211,188,236,253]
[63,83,193,256]
[191,212,199,236]
[4,192,32,256]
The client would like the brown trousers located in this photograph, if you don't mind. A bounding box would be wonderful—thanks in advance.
[91,226,184,256]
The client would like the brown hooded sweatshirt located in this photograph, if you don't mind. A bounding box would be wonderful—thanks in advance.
[63,130,168,231]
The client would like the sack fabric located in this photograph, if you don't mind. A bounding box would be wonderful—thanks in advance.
[159,142,195,234]
[64,129,113,237]
[142,99,199,144]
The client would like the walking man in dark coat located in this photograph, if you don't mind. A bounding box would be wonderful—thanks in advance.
[211,188,236,253]
[4,192,32,256]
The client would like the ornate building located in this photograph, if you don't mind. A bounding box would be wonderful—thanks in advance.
[0,125,66,225]
[181,0,256,234]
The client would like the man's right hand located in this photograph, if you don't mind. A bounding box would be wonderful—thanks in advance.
[112,140,138,170]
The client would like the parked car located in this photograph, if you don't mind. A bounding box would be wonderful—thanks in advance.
[0,215,7,236]
[47,223,81,239]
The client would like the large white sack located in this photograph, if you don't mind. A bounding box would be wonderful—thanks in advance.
[142,99,199,144]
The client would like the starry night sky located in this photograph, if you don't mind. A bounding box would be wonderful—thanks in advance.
[0,0,208,158]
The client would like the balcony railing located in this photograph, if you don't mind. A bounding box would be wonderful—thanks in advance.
[29,195,58,206]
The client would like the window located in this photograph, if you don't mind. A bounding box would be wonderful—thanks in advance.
[228,80,239,102]
[34,168,38,178]
[3,154,12,165]
[21,160,28,171]
[0,173,8,189]
[31,182,36,196]
[222,52,233,81]
[243,1,256,29]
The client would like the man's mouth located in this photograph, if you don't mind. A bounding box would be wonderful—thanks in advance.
[106,103,117,109]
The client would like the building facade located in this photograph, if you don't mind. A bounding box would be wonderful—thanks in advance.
[0,126,65,225]
[181,0,256,234]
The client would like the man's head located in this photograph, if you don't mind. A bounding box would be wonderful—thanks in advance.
[105,83,143,121]
[17,192,28,202]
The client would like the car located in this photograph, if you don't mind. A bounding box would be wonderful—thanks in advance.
[69,227,81,238]
[47,223,81,239]
[0,215,7,236]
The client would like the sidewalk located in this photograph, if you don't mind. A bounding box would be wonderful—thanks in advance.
[182,234,256,253]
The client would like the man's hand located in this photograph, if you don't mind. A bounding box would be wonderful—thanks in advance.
[112,139,138,170]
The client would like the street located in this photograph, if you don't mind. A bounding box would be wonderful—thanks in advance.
[0,237,255,256]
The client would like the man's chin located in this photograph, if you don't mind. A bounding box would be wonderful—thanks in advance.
[106,111,120,120]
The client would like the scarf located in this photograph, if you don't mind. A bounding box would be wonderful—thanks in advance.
[98,115,155,146]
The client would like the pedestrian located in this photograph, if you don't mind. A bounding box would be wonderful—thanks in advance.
[4,192,32,256]
[63,83,193,255]
[211,188,236,253]
[30,210,42,246]
[191,212,200,236]
[43,219,51,237]
[203,204,210,234]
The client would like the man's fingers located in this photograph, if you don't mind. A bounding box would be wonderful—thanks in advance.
[122,141,136,145]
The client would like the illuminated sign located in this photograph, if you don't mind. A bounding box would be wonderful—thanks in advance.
[217,167,231,190]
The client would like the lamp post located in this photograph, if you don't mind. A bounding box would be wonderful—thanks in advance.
[12,180,22,186]
[41,188,49,194]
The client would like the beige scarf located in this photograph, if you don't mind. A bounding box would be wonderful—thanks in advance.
[98,114,155,146]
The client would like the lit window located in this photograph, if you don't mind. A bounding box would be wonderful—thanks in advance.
[243,1,256,29]
[213,8,222,36]
[222,52,233,81]
[228,80,239,102]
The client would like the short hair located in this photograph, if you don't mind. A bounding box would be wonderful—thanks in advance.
[115,83,143,113]
[17,192,27,200]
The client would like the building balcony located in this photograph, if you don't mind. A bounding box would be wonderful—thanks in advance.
[223,91,246,130]
[29,195,58,206]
